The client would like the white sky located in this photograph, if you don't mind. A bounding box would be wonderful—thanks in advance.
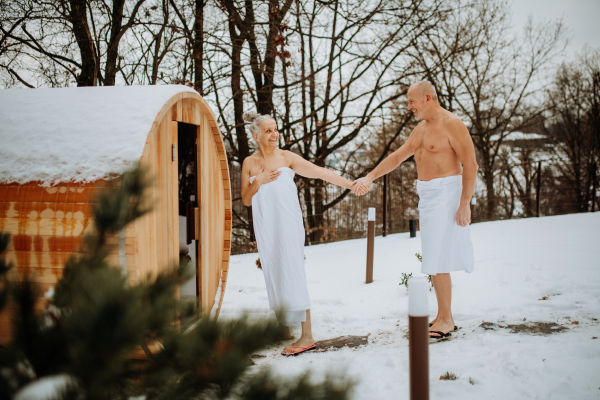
[511,0,600,57]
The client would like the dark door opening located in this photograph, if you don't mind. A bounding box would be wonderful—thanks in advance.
[178,122,198,300]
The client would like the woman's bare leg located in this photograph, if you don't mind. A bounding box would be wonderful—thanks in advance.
[293,309,314,347]
[281,325,294,340]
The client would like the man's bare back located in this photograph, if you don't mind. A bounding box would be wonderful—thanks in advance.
[409,111,465,181]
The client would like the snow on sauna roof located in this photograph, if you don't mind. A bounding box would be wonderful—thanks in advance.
[0,85,197,185]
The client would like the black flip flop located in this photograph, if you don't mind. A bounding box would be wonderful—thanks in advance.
[429,330,452,342]
[429,324,459,332]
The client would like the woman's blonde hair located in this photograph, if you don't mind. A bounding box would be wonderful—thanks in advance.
[243,111,274,140]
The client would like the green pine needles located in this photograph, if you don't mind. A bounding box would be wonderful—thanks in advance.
[0,167,353,400]
[398,253,433,289]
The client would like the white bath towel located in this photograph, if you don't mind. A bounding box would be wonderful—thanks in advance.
[417,175,474,275]
[250,167,310,326]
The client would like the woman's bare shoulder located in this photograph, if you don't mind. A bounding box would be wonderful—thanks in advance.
[242,153,261,173]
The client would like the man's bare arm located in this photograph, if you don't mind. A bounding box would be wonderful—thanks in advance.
[368,141,414,181]
[447,118,478,226]
[352,128,416,195]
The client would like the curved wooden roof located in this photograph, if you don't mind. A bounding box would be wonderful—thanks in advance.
[0,85,197,185]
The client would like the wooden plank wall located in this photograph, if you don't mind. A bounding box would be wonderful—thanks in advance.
[135,117,178,283]
[0,183,142,277]
[0,180,139,342]
[197,113,226,314]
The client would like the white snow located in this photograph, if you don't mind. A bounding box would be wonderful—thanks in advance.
[14,374,76,400]
[220,212,600,399]
[0,85,196,185]
[490,131,547,142]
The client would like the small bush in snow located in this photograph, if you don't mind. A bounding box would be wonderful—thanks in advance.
[439,371,459,381]
[398,254,433,289]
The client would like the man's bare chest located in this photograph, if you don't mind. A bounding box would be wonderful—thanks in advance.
[412,125,452,153]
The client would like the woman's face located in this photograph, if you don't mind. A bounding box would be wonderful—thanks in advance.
[255,118,279,148]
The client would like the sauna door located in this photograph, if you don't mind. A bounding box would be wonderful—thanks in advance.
[177,122,199,300]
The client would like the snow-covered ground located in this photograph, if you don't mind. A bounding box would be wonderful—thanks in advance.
[220,213,600,399]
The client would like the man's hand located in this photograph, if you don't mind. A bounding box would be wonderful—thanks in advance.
[352,176,373,196]
[456,204,471,227]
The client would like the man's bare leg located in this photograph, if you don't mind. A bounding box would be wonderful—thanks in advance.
[429,273,455,337]
[292,309,314,347]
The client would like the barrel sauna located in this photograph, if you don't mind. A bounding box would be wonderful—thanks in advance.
[0,85,231,343]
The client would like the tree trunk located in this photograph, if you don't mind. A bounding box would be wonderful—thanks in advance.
[483,166,496,221]
[229,31,249,163]
[104,0,126,86]
[304,182,314,244]
[194,0,204,94]
[228,21,253,240]
[248,0,294,115]
[68,0,97,86]
[310,183,326,243]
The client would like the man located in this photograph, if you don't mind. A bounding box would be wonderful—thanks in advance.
[352,81,477,340]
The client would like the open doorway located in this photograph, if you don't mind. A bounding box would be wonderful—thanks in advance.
[177,122,198,301]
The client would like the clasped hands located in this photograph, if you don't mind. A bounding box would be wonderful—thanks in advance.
[351,176,373,196]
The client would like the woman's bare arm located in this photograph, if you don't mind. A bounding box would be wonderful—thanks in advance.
[285,151,353,189]
[241,159,280,206]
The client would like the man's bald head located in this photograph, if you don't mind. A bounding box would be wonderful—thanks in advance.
[409,81,439,103]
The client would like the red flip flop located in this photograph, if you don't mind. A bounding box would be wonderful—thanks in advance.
[281,344,316,356]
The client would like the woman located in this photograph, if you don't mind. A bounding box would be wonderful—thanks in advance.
[241,111,352,356]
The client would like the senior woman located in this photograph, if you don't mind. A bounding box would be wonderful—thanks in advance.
[241,111,352,356]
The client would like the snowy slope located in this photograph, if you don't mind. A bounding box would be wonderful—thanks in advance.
[220,213,600,399]
[0,85,196,185]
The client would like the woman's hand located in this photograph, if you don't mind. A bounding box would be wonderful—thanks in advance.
[255,165,280,186]
[352,176,373,196]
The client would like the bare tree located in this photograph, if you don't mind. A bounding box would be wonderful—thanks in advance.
[212,0,447,243]
[1,0,148,87]
[545,49,600,213]
[504,143,541,218]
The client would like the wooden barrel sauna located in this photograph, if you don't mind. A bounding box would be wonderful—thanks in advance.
[0,85,231,343]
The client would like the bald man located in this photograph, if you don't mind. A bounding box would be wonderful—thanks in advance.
[353,81,477,341]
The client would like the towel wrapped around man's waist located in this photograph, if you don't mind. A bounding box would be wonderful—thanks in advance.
[417,174,474,275]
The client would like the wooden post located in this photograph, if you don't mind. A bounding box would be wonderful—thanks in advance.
[409,219,417,238]
[536,161,542,217]
[383,174,388,237]
[409,277,429,400]
[366,207,375,284]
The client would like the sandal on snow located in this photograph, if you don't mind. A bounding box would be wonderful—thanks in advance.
[429,323,459,331]
[429,330,452,342]
[281,344,316,356]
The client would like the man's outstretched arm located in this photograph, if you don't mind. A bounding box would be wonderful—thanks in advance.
[352,136,415,195]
